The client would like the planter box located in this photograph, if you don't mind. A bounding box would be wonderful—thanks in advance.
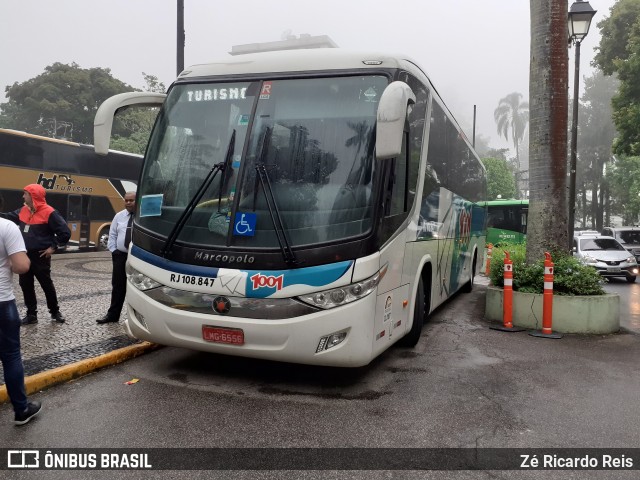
[485,286,620,334]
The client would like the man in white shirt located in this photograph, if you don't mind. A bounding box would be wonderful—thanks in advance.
[0,208,42,425]
[96,192,136,324]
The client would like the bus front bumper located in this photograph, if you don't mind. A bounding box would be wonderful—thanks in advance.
[123,284,378,367]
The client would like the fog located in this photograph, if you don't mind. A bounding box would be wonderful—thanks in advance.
[0,0,617,154]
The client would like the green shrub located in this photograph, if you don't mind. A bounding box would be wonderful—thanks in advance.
[488,243,605,296]
[488,243,526,288]
[551,255,607,296]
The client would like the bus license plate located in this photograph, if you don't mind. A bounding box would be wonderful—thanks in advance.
[202,326,244,345]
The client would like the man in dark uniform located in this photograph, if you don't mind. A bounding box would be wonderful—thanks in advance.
[2,184,71,325]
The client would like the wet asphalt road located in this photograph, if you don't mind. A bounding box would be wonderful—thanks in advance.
[1,279,639,479]
[603,277,640,332]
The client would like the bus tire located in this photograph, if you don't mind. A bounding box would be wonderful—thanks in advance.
[97,227,110,251]
[398,277,426,348]
[461,251,477,293]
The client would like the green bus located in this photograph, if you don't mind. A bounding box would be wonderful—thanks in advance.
[484,199,528,245]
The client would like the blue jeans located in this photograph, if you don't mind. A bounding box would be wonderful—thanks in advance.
[0,299,27,413]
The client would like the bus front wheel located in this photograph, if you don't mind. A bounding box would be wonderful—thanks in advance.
[398,277,426,348]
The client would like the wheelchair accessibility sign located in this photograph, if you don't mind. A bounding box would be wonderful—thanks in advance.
[233,212,256,236]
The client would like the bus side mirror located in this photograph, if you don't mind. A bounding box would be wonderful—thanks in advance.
[94,92,166,155]
[375,81,415,160]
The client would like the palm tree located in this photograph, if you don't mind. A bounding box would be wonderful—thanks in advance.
[494,92,529,175]
[526,0,569,263]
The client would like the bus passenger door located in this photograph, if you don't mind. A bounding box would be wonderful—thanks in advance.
[67,194,89,249]
[79,195,91,249]
[65,194,81,247]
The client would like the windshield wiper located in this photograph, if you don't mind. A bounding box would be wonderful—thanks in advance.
[162,130,236,256]
[253,127,297,265]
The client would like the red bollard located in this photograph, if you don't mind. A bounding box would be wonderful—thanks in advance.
[490,251,525,332]
[503,251,513,328]
[530,252,563,339]
[485,243,493,276]
[542,252,554,334]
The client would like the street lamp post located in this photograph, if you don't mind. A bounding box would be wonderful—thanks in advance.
[567,0,597,248]
[177,0,185,76]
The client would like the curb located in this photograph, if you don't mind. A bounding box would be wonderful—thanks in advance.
[0,341,161,404]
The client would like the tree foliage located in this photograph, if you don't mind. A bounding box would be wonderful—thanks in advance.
[483,147,510,162]
[593,0,640,75]
[0,114,12,129]
[593,0,640,156]
[1,63,135,143]
[482,157,516,200]
[611,18,640,155]
[606,155,640,224]
[0,64,165,153]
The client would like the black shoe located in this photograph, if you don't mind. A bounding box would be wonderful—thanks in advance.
[20,314,38,325]
[51,312,66,323]
[14,401,42,426]
[96,315,119,324]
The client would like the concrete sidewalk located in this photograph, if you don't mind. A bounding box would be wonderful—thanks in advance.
[0,251,158,398]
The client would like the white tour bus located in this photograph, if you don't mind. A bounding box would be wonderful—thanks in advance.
[94,49,486,367]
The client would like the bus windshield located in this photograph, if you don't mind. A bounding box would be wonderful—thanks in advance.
[138,75,387,249]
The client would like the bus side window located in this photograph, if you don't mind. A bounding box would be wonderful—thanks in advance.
[489,209,505,229]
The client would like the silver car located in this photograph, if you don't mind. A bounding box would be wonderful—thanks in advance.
[573,234,639,283]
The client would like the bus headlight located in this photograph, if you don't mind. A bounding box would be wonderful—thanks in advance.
[297,265,387,310]
[126,263,161,291]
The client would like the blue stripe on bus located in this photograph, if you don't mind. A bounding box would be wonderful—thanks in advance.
[130,245,353,297]
[130,245,220,278]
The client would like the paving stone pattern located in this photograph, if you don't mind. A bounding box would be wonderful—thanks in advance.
[15,336,138,377]
[0,251,141,384]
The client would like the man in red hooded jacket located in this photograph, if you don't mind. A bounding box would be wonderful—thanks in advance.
[2,184,71,325]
